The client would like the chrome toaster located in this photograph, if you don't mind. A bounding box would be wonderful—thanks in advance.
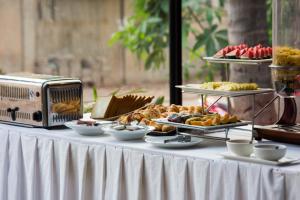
[0,73,83,127]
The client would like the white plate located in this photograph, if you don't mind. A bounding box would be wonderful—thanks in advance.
[64,120,111,136]
[202,57,272,65]
[145,135,178,142]
[103,125,155,141]
[154,118,250,131]
[176,85,274,97]
[145,136,203,148]
[220,152,300,166]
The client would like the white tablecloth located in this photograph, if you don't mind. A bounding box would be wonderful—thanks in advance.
[1,124,300,200]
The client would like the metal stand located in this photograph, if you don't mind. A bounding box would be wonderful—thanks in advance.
[169,57,274,142]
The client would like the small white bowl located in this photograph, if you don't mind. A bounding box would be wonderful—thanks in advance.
[226,139,255,157]
[65,121,110,136]
[103,125,155,141]
[254,144,287,161]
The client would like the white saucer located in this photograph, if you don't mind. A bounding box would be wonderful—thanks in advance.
[145,136,203,148]
[220,152,300,166]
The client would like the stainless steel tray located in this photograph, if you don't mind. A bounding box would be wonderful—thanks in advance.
[203,57,272,65]
[153,118,250,131]
[176,84,274,97]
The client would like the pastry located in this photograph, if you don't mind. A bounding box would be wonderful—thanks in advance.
[161,125,175,132]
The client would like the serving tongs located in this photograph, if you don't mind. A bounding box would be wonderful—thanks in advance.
[163,135,192,143]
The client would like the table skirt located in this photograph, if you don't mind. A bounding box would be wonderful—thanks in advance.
[1,129,300,200]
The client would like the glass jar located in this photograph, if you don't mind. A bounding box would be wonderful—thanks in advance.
[272,0,300,97]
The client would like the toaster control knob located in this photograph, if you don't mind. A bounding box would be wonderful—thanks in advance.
[33,111,43,122]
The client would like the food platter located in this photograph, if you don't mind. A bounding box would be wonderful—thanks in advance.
[203,57,272,65]
[176,84,274,97]
[153,118,250,131]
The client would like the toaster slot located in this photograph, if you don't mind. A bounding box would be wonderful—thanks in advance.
[47,84,82,126]
[0,85,30,100]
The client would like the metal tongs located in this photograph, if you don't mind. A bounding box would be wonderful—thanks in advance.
[163,135,191,143]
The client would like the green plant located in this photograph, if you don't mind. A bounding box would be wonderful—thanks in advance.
[110,0,228,81]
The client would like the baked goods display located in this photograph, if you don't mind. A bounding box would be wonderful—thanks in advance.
[167,113,239,126]
[91,94,154,119]
[214,44,272,60]
[273,46,300,67]
[198,82,258,91]
[118,104,207,133]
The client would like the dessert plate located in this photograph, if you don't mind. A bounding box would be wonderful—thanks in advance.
[220,152,300,166]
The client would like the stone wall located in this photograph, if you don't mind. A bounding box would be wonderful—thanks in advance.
[0,0,169,86]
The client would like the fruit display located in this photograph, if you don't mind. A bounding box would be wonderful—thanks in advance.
[213,44,272,60]
[198,82,258,91]
[167,113,239,126]
[273,46,300,67]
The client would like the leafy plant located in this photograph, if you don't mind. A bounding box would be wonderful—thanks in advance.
[154,96,165,105]
[109,0,228,81]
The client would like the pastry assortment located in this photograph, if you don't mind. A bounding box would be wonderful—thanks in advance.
[198,82,258,91]
[167,113,239,126]
[273,46,300,67]
[214,44,272,60]
[118,104,207,133]
[91,94,154,119]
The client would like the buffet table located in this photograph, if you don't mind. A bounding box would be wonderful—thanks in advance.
[1,124,300,200]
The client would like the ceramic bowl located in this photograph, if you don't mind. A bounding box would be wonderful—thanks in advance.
[64,121,111,136]
[226,139,255,157]
[103,125,155,141]
[254,144,287,161]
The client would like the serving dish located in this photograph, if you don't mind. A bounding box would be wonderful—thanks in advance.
[177,84,274,97]
[203,57,272,65]
[65,120,112,136]
[226,139,255,157]
[145,136,203,148]
[103,125,154,140]
[146,129,177,136]
[254,144,287,161]
[153,118,250,131]
[220,152,300,166]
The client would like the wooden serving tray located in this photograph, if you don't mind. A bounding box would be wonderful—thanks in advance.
[255,125,300,145]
